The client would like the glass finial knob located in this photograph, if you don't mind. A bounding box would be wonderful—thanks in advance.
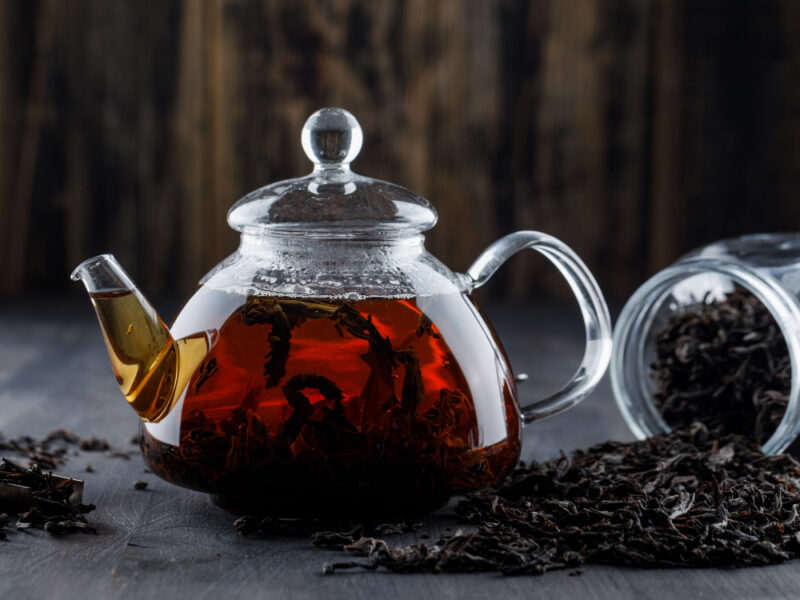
[301,107,363,167]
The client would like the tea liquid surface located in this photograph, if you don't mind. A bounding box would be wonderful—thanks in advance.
[91,290,208,422]
[142,289,521,514]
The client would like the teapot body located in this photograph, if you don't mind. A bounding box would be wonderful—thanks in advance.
[140,235,522,514]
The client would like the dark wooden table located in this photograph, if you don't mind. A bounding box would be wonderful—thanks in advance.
[1,296,798,599]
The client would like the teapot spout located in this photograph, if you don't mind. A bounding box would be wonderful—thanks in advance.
[71,254,198,423]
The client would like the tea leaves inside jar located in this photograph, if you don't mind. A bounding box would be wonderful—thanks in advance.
[650,288,791,445]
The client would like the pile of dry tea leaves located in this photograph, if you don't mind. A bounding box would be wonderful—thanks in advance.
[651,289,791,445]
[0,428,136,539]
[309,424,800,575]
[0,459,96,538]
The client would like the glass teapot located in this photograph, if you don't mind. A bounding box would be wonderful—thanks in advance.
[72,108,612,515]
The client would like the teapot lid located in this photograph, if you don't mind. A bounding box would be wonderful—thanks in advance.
[228,108,437,237]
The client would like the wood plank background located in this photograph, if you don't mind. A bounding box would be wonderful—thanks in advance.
[1,0,800,300]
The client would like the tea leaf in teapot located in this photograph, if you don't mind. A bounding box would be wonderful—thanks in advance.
[333,304,397,368]
[279,298,340,324]
[240,298,294,388]
[192,357,218,393]
[280,374,344,443]
[416,313,441,339]
[395,350,425,424]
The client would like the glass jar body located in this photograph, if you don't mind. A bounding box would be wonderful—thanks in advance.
[611,234,800,454]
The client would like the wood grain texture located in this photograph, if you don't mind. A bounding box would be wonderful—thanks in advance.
[2,297,800,599]
[2,0,800,300]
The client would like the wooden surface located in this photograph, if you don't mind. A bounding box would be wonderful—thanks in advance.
[3,0,800,300]
[1,296,799,599]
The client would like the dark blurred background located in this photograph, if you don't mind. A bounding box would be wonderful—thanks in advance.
[1,0,799,301]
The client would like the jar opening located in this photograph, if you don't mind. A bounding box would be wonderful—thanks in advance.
[612,260,800,454]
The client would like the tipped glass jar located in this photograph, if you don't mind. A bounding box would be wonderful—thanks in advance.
[612,234,800,454]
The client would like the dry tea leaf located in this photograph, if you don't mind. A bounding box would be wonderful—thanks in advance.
[322,424,800,574]
[651,289,790,444]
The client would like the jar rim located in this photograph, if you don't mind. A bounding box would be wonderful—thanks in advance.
[611,257,800,454]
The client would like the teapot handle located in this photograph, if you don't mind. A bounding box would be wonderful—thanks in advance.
[466,231,612,423]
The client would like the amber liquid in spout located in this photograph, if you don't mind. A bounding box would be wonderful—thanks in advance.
[90,290,209,422]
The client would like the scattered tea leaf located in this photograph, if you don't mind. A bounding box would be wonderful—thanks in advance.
[79,437,111,452]
[320,424,800,574]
